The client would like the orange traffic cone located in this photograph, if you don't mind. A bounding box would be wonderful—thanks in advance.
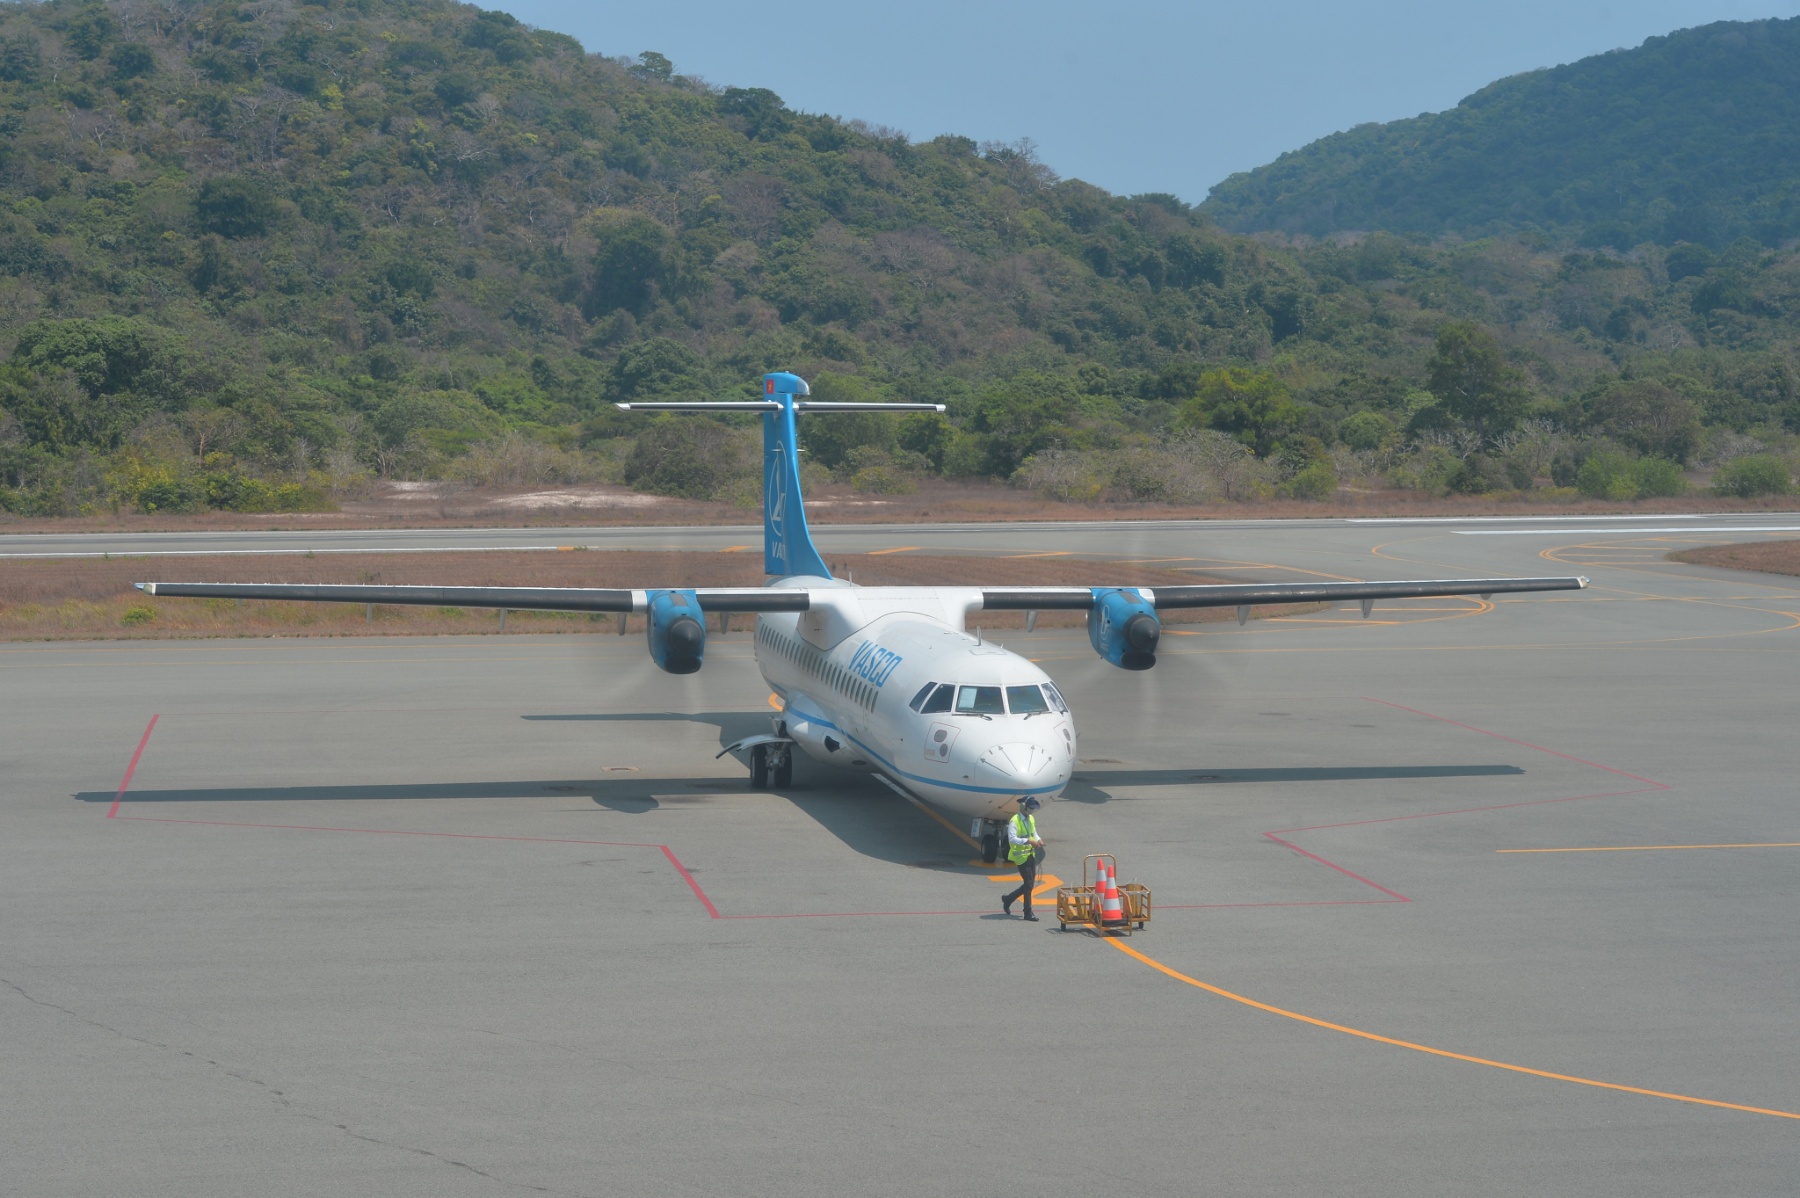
[1099,860,1126,927]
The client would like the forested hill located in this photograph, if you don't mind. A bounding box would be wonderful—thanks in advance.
[2,0,1799,519]
[1203,18,1800,249]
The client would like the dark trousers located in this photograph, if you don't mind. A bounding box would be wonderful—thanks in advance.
[1003,855,1038,912]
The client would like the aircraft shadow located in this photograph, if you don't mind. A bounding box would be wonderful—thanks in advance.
[1063,763,1523,803]
[522,710,770,742]
[75,777,726,814]
[74,703,1529,870]
[75,768,982,871]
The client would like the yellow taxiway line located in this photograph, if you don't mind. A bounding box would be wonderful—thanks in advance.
[1498,842,1800,854]
[1106,939,1800,1122]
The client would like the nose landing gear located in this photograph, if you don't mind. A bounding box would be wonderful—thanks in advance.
[977,818,1005,864]
[749,741,794,789]
[719,734,795,789]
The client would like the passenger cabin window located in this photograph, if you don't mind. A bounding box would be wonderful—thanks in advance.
[920,683,954,714]
[955,685,1005,715]
[909,682,936,712]
[1006,685,1050,715]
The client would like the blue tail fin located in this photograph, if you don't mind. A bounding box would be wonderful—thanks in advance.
[613,371,943,580]
[762,372,831,579]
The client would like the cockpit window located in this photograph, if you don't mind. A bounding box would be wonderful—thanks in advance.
[1006,685,1051,715]
[920,683,954,714]
[908,682,936,712]
[1042,682,1069,713]
[955,685,1005,715]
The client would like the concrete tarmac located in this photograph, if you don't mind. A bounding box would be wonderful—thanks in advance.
[5,516,1800,1195]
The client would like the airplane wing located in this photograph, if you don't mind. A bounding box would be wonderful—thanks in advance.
[133,582,809,612]
[136,575,1586,614]
[976,575,1588,611]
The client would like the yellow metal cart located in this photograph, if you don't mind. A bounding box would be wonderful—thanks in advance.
[1056,854,1151,934]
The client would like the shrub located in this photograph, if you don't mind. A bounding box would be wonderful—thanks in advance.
[120,606,156,626]
[624,419,754,499]
[1279,459,1338,500]
[1577,451,1687,500]
[1712,454,1792,497]
[1338,410,1394,452]
[849,465,916,494]
[1631,457,1688,498]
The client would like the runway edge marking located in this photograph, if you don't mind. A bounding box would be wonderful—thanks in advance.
[1106,938,1800,1123]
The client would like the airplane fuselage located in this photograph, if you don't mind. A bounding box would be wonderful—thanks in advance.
[751,576,1075,821]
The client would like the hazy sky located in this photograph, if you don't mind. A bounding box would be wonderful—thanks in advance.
[496,1,1800,204]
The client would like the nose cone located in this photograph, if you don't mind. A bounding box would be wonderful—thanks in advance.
[979,741,1062,790]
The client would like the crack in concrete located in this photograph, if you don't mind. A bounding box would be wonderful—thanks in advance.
[2,977,600,1197]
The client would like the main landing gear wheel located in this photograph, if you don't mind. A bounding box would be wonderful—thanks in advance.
[772,745,794,788]
[750,744,769,789]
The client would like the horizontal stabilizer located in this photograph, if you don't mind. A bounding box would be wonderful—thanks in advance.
[793,402,947,412]
[135,582,812,614]
[612,401,945,413]
[614,401,783,412]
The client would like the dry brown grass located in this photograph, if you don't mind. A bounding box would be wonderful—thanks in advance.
[1668,540,1800,576]
[0,551,1252,640]
[7,476,1798,535]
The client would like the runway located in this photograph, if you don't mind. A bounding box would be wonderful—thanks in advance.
[5,514,1800,1195]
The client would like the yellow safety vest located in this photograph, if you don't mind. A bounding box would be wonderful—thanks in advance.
[1007,812,1038,865]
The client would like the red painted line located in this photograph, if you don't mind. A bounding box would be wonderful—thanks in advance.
[106,715,159,819]
[659,845,721,919]
[1361,698,1669,787]
[720,909,991,920]
[1263,831,1412,901]
[1255,699,1674,902]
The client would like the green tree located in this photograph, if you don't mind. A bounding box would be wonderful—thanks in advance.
[65,6,115,59]
[1425,322,1528,442]
[967,374,1082,476]
[606,339,704,404]
[1589,380,1700,463]
[1338,410,1394,451]
[797,374,898,469]
[1175,368,1297,457]
[586,212,676,319]
[630,51,674,83]
[11,317,188,410]
[195,175,278,239]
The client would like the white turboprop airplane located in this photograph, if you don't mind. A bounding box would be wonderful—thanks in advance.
[140,372,1587,863]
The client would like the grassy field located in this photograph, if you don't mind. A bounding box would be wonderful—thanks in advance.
[0,551,1256,640]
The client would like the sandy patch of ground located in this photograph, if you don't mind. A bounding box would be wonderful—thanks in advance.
[1668,539,1800,576]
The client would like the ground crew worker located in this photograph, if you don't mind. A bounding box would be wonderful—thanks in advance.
[1000,796,1046,921]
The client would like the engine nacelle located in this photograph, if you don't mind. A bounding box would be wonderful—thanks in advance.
[1087,587,1159,671]
[646,589,706,674]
